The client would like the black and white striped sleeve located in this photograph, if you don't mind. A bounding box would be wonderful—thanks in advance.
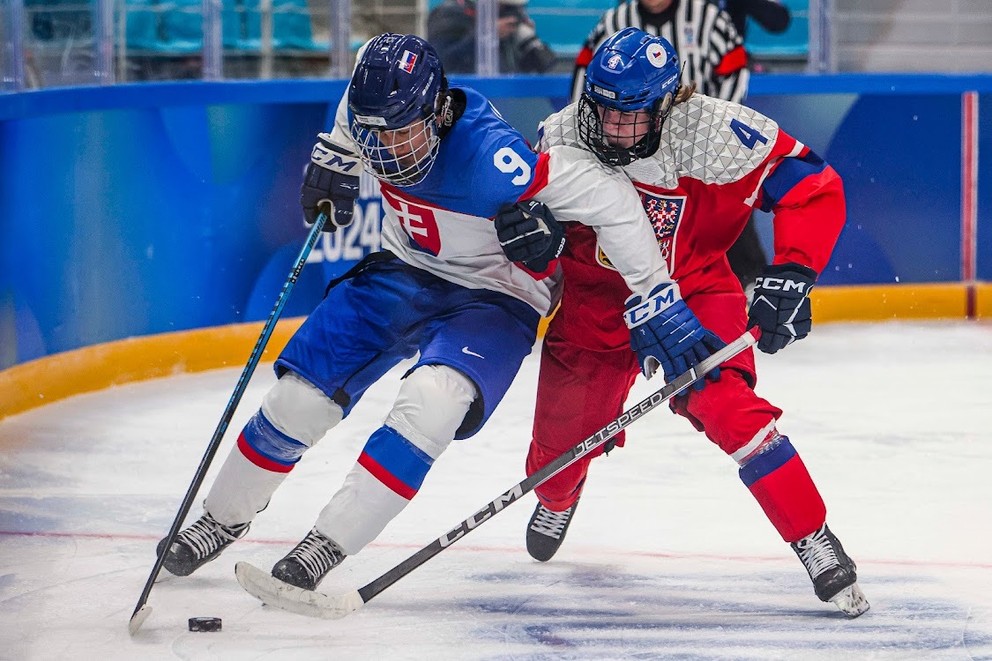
[569,2,645,103]
[704,7,750,103]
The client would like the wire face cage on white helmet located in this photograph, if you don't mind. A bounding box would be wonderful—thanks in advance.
[348,33,447,187]
[578,28,681,167]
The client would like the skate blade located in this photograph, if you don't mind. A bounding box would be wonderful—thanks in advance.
[830,581,870,617]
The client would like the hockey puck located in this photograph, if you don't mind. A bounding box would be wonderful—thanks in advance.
[188,617,222,632]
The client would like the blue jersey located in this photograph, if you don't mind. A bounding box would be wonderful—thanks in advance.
[327,83,674,312]
[398,87,543,218]
[333,86,560,314]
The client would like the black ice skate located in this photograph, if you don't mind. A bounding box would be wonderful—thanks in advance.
[157,512,250,576]
[271,528,346,590]
[791,523,870,617]
[526,500,579,562]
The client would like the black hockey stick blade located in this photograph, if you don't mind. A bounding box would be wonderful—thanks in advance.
[235,328,759,620]
[127,212,327,635]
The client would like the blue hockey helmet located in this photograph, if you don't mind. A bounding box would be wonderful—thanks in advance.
[578,28,681,165]
[349,33,448,186]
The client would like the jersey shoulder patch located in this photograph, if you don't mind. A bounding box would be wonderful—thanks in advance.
[666,95,780,184]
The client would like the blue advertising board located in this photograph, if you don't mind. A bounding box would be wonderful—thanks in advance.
[1,75,990,372]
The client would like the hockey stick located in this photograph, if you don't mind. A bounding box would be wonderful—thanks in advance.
[128,212,328,635]
[235,327,760,620]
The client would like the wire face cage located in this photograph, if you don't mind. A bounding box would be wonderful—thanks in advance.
[350,115,441,187]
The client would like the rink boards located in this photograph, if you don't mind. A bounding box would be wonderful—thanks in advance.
[1,74,991,418]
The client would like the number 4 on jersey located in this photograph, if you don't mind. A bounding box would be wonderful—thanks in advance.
[730,118,768,150]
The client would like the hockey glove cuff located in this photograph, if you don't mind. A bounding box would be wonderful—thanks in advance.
[624,283,726,387]
[494,199,566,273]
[747,262,817,354]
[301,134,362,231]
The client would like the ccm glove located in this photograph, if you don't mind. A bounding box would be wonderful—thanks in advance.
[747,263,817,354]
[301,133,361,231]
[494,199,565,272]
[624,283,726,387]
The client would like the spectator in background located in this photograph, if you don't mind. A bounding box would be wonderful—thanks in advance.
[571,0,767,292]
[428,0,557,73]
[719,0,791,72]
[721,0,791,41]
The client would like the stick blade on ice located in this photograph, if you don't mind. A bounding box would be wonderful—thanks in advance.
[235,561,365,620]
[127,605,152,635]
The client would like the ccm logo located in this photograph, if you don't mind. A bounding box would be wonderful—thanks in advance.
[623,286,676,327]
[756,276,808,294]
[311,144,359,172]
[438,485,524,548]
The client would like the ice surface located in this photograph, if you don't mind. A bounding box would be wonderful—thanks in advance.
[1,321,990,660]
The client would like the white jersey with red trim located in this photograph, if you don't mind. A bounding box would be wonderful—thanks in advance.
[537,94,845,289]
[325,86,672,315]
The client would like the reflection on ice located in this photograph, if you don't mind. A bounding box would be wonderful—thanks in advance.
[1,322,990,659]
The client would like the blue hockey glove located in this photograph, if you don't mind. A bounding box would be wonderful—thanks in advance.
[301,134,361,231]
[624,283,726,387]
[494,199,565,272]
[747,263,817,354]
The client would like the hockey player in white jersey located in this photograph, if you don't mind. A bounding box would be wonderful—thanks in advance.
[157,33,723,595]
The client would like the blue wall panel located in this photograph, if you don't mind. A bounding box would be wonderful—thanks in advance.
[747,94,962,285]
[0,100,334,365]
[978,93,992,283]
[1,76,989,371]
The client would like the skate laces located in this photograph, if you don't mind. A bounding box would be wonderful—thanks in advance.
[285,529,344,581]
[177,513,247,559]
[529,505,573,539]
[793,526,840,579]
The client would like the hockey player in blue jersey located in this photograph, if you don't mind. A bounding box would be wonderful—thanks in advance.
[158,32,721,594]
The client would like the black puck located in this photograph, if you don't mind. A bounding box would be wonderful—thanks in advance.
[188,617,222,632]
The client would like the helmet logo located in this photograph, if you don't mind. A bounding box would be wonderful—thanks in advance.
[399,50,418,74]
[592,85,617,99]
[646,43,667,68]
[607,54,623,70]
[355,113,388,127]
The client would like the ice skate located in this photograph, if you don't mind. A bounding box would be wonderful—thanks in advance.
[271,528,346,590]
[526,500,578,562]
[157,512,250,576]
[791,523,869,617]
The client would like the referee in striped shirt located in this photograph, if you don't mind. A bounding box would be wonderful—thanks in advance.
[571,0,767,290]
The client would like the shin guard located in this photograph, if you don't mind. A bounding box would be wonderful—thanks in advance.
[316,425,435,555]
[204,412,304,525]
[316,365,476,554]
[738,435,826,543]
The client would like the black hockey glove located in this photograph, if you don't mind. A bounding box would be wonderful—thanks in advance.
[494,199,565,273]
[301,133,361,231]
[747,263,817,354]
